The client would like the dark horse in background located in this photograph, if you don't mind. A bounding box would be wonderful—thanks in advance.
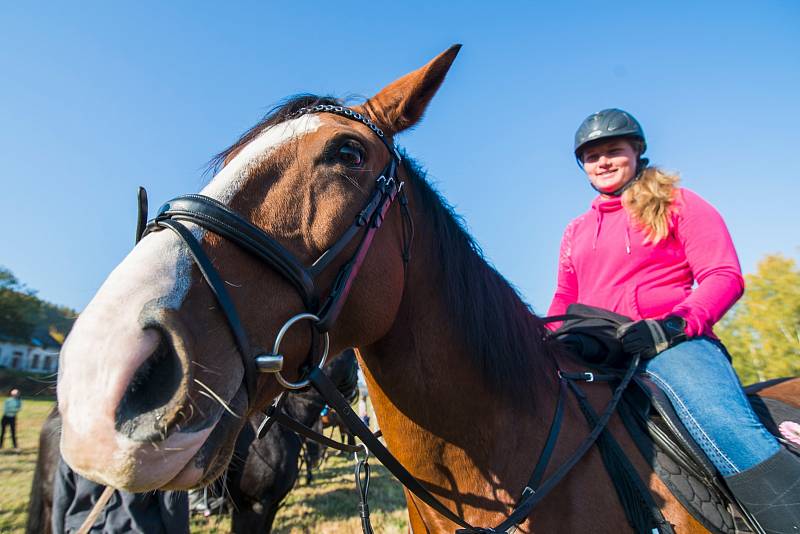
[27,350,359,534]
[54,45,799,532]
[225,348,359,533]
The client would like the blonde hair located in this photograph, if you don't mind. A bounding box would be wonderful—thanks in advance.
[622,166,680,244]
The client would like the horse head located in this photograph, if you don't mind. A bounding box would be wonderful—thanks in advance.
[58,45,461,491]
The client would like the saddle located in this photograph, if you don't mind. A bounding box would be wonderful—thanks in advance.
[551,305,799,533]
[617,375,800,534]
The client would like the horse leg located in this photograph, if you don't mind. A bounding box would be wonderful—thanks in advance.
[300,441,313,485]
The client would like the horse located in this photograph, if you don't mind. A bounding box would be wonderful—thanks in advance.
[56,45,799,532]
[28,350,358,533]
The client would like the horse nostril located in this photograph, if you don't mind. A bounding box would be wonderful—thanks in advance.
[115,328,185,440]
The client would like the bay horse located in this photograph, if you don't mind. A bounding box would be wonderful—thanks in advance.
[29,350,358,533]
[57,45,799,532]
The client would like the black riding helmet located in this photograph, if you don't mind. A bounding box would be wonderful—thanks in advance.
[574,108,649,196]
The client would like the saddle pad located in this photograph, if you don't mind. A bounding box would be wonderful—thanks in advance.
[621,376,800,534]
[652,438,738,533]
[618,396,737,534]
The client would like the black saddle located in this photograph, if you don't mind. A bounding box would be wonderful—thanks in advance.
[618,375,800,534]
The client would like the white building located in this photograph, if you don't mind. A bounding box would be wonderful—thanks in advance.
[0,329,60,374]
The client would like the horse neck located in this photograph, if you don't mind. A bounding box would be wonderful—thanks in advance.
[357,199,561,520]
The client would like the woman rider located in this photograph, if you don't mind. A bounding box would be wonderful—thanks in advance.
[549,108,800,533]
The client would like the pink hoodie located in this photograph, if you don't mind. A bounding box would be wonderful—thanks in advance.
[547,188,744,338]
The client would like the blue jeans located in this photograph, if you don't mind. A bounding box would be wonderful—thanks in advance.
[641,338,780,476]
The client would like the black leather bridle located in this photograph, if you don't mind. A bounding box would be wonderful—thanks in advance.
[133,105,667,533]
[136,104,413,402]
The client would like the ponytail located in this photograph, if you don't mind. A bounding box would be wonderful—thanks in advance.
[622,166,680,244]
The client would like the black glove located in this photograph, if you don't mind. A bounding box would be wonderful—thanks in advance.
[616,315,688,359]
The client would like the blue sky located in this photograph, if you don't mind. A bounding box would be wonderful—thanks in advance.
[1,1,798,315]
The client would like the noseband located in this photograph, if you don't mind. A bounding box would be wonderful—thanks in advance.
[136,104,412,403]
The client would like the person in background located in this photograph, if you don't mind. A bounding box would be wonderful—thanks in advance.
[1,388,22,449]
[549,108,800,532]
[358,397,370,430]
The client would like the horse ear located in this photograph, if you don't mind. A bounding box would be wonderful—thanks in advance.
[355,44,461,136]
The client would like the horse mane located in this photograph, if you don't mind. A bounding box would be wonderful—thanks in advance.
[402,156,558,399]
[210,94,558,399]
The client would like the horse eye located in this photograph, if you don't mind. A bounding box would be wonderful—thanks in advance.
[337,142,364,167]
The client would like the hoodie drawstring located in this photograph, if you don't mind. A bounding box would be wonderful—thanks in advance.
[593,210,602,250]
[624,220,631,255]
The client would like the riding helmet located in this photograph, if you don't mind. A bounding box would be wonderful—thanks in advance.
[573,108,647,161]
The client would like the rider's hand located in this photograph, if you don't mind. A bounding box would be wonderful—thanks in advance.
[616,316,688,359]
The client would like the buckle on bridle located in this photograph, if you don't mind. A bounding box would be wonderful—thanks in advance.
[556,370,595,382]
[257,312,330,390]
[254,353,284,373]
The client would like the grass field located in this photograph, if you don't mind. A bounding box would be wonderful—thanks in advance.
[0,396,54,533]
[191,451,408,534]
[0,396,409,533]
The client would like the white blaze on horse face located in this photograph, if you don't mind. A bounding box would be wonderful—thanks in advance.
[58,114,326,488]
[201,114,323,203]
[58,229,206,486]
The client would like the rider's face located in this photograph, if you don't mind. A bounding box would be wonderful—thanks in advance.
[581,139,638,195]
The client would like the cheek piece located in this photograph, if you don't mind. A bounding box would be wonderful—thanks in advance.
[135,104,413,402]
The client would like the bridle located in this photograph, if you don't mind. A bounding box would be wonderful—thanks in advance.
[136,104,413,402]
[133,105,668,533]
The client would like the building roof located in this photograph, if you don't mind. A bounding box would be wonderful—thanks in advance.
[0,326,62,349]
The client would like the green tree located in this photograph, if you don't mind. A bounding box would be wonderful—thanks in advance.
[717,254,800,384]
[0,267,77,343]
[0,266,40,341]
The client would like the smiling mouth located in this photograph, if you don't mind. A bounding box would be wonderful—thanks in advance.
[596,169,618,178]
